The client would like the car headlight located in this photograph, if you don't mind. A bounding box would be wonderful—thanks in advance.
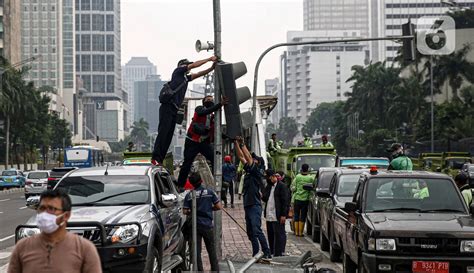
[18,228,40,240]
[111,224,139,244]
[368,238,396,251]
[460,240,474,253]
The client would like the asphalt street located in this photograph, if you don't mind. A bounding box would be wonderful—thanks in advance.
[0,190,35,270]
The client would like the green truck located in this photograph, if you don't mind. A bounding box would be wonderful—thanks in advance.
[414,152,443,171]
[122,151,174,172]
[441,152,471,177]
[267,147,337,183]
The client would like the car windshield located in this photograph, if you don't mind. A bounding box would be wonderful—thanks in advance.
[365,177,466,213]
[337,174,360,196]
[340,159,389,168]
[28,172,48,179]
[2,171,17,176]
[316,170,336,190]
[58,175,150,206]
[296,155,336,173]
[50,169,73,177]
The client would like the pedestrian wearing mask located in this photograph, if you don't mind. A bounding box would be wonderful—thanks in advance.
[262,169,289,257]
[176,95,228,187]
[151,56,217,166]
[8,189,101,273]
[222,155,237,208]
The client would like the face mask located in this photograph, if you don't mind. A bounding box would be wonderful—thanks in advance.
[203,101,214,108]
[36,212,65,234]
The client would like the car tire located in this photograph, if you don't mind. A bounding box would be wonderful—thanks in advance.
[343,253,356,273]
[25,194,30,199]
[144,245,162,273]
[358,258,368,273]
[311,210,320,243]
[329,228,341,262]
[306,210,313,236]
[320,227,329,252]
[172,239,191,273]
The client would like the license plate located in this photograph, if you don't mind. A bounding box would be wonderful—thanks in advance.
[34,183,42,187]
[5,178,13,182]
[412,261,449,273]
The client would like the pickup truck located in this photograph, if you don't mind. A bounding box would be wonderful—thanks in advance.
[314,168,368,262]
[17,165,188,273]
[334,170,474,273]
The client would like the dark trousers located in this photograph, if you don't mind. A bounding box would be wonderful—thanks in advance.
[221,180,234,205]
[293,200,309,222]
[152,103,177,163]
[194,226,219,272]
[244,205,270,256]
[177,138,214,186]
[266,221,286,256]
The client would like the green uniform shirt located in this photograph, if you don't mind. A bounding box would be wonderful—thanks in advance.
[291,173,315,202]
[390,156,413,171]
[460,185,473,206]
[418,187,430,199]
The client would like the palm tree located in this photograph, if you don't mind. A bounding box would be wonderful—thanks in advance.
[131,118,149,151]
[433,44,474,101]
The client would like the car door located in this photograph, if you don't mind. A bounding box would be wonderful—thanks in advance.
[321,174,336,237]
[346,178,364,262]
[153,171,180,256]
[160,172,182,252]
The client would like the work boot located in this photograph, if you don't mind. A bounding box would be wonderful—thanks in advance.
[298,221,306,237]
[231,204,235,208]
[294,221,299,236]
[224,204,228,208]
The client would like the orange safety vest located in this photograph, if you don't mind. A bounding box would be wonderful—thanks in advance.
[187,110,215,143]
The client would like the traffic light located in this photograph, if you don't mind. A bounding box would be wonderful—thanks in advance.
[402,20,416,62]
[216,62,251,139]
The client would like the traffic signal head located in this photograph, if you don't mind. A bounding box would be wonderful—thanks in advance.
[402,20,416,62]
[216,62,251,139]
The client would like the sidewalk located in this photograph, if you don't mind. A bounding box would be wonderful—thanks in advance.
[198,198,342,272]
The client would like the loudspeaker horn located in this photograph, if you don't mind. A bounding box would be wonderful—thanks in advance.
[195,40,214,52]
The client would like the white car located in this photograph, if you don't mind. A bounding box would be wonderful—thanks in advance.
[24,171,50,199]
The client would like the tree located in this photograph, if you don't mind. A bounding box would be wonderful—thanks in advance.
[433,44,474,100]
[278,117,298,145]
[302,102,343,137]
[131,118,149,151]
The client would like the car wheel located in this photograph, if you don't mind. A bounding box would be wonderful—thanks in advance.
[320,227,329,252]
[329,228,341,262]
[311,211,320,243]
[144,245,162,273]
[172,239,191,273]
[343,253,356,273]
[306,210,313,236]
[358,258,368,273]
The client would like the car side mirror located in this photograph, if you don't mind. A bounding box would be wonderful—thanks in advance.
[303,183,314,191]
[161,193,177,208]
[316,190,331,198]
[26,196,40,210]
[344,201,358,213]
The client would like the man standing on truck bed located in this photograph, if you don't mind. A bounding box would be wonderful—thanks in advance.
[387,143,413,171]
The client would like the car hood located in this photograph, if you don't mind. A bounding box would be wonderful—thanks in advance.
[365,213,474,238]
[25,205,151,225]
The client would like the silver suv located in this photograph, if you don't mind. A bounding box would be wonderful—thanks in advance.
[24,171,50,199]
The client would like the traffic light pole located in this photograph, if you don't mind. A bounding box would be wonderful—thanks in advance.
[250,35,415,152]
[212,0,223,260]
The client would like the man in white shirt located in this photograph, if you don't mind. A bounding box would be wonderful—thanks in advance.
[262,169,290,257]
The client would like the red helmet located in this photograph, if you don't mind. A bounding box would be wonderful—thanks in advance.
[224,155,232,162]
[322,135,328,141]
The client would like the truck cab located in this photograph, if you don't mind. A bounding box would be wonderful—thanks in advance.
[334,170,474,273]
[441,152,471,177]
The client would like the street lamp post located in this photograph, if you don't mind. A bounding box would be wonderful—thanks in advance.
[250,36,415,152]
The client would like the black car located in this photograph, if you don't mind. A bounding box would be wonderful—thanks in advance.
[334,170,474,273]
[17,166,187,273]
[47,167,78,189]
[315,168,367,262]
[305,167,338,242]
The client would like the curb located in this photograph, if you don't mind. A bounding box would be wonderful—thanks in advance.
[0,187,24,195]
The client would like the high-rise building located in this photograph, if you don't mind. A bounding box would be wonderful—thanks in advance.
[75,0,124,141]
[303,0,369,37]
[122,57,157,128]
[281,30,367,126]
[375,0,474,63]
[265,78,281,125]
[133,75,165,133]
[1,0,21,64]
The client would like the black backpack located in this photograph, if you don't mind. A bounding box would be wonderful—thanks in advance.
[159,79,187,104]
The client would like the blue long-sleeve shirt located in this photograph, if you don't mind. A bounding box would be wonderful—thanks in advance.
[222,163,236,182]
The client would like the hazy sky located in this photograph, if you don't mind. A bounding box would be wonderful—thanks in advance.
[122,0,302,94]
